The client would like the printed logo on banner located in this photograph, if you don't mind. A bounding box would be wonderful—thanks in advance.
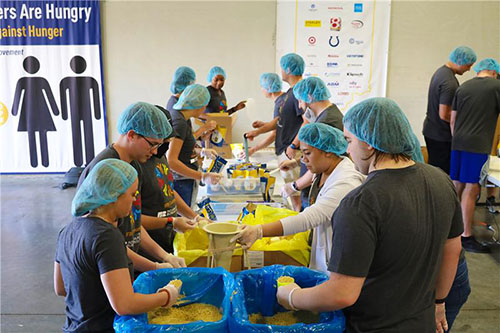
[338,91,350,96]
[330,17,341,31]
[327,81,340,87]
[0,102,8,126]
[328,6,344,11]
[324,72,341,77]
[326,62,339,68]
[349,81,362,88]
[347,63,363,67]
[347,72,363,77]
[351,20,364,28]
[305,20,321,28]
[309,4,318,12]
[328,36,340,47]
[306,54,317,58]
[308,36,317,45]
[307,61,318,67]
[349,38,364,45]
[347,54,364,58]
[327,54,340,58]
[354,3,363,13]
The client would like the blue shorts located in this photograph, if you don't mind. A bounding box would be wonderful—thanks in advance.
[450,150,488,184]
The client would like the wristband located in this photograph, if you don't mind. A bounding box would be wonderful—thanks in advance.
[291,182,299,192]
[435,298,446,304]
[158,288,171,307]
[288,287,300,310]
[166,217,174,223]
[290,143,299,150]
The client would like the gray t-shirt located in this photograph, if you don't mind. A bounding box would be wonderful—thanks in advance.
[78,145,143,254]
[315,103,343,130]
[328,163,463,332]
[169,109,198,179]
[423,65,459,142]
[452,77,500,154]
[165,95,178,114]
[55,216,131,332]
[275,88,304,155]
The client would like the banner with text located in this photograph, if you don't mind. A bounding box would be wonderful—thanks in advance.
[276,0,391,112]
[0,0,106,173]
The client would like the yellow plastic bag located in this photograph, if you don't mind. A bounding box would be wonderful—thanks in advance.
[174,223,243,266]
[241,205,311,266]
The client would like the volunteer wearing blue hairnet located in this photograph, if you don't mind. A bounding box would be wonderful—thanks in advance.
[243,73,284,158]
[78,101,187,274]
[423,46,476,175]
[280,76,344,209]
[234,123,364,273]
[55,159,181,331]
[450,58,500,255]
[276,97,463,333]
[167,84,222,207]
[246,53,307,211]
[139,105,212,256]
[204,66,246,114]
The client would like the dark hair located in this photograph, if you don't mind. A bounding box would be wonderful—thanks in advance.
[364,149,412,167]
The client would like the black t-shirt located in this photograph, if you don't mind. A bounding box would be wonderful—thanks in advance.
[140,155,177,253]
[423,65,459,142]
[328,163,463,332]
[169,109,198,178]
[273,93,287,119]
[78,145,142,254]
[205,85,227,113]
[165,95,178,114]
[452,77,500,154]
[55,216,131,332]
[275,87,304,155]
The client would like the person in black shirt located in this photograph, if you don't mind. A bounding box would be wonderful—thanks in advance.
[78,102,186,273]
[246,53,306,210]
[55,159,180,332]
[204,66,246,114]
[423,46,476,174]
[167,84,222,207]
[450,58,500,253]
[277,98,463,333]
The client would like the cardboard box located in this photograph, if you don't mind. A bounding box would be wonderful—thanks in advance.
[195,113,238,158]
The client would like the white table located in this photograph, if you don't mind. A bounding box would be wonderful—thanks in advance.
[487,156,500,187]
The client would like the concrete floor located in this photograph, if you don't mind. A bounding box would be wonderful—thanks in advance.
[1,174,499,332]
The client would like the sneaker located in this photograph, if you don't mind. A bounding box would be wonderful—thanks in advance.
[462,236,491,253]
[485,196,499,214]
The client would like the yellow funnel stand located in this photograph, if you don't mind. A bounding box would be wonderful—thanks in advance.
[203,222,240,271]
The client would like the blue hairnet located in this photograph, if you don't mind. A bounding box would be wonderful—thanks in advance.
[170,66,196,94]
[473,58,500,74]
[207,66,226,82]
[117,102,172,139]
[72,159,138,216]
[280,53,305,76]
[298,122,347,155]
[293,77,331,103]
[449,46,477,66]
[344,97,423,161]
[260,73,282,93]
[173,84,210,110]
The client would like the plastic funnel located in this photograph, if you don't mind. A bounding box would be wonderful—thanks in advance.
[203,222,240,271]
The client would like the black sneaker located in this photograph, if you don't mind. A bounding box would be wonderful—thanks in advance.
[485,196,499,214]
[462,237,491,253]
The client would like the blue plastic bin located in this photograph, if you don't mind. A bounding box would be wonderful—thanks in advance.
[114,267,233,332]
[230,265,345,332]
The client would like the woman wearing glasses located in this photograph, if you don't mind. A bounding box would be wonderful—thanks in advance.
[166,84,222,207]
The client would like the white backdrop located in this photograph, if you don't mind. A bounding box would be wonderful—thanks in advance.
[276,0,391,112]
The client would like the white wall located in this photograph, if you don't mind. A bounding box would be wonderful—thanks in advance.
[101,0,500,145]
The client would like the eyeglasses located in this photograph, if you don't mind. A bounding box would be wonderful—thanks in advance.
[139,134,163,151]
